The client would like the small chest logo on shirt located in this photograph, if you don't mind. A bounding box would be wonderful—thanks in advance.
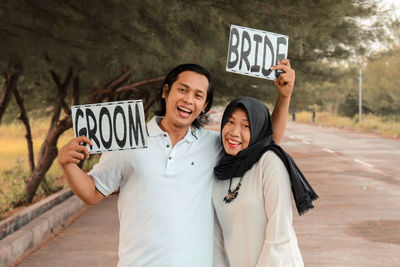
[191,162,195,166]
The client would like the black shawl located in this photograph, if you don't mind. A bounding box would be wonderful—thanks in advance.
[214,96,318,215]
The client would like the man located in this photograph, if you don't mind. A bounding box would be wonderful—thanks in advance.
[58,61,295,267]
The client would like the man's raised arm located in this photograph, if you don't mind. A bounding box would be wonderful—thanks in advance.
[58,136,104,205]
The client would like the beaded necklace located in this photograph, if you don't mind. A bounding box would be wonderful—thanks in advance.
[223,177,244,203]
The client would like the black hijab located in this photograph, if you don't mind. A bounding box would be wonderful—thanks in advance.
[214,96,318,215]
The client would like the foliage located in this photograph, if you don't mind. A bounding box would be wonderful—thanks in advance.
[0,0,390,116]
[82,154,101,172]
[339,91,360,117]
[301,45,400,120]
[0,0,396,204]
[37,172,64,196]
[0,161,65,219]
[362,47,400,117]
[0,117,73,171]
[0,162,29,218]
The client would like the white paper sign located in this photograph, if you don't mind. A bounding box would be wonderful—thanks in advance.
[71,100,148,154]
[226,24,289,80]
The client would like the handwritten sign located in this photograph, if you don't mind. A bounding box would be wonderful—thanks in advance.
[71,100,147,154]
[226,25,289,80]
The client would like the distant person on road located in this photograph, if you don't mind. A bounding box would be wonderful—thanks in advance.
[312,110,316,123]
[58,61,293,267]
[213,97,318,267]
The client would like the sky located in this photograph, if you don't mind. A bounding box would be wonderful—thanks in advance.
[379,0,400,19]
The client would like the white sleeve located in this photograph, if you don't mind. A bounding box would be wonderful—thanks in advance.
[256,152,304,267]
[87,151,124,196]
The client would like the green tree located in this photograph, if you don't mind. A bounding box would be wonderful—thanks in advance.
[0,0,391,202]
[362,48,400,118]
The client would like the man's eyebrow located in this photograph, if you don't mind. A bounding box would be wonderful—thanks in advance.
[177,82,190,88]
[178,82,206,94]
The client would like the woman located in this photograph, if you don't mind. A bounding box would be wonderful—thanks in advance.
[213,97,318,267]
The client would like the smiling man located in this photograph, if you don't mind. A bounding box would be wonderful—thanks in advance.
[58,62,295,267]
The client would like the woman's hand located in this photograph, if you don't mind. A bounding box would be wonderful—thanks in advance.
[270,59,295,98]
[58,136,94,165]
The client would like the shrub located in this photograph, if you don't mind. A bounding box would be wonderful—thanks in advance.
[0,162,30,219]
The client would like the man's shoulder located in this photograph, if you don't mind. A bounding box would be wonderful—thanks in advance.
[194,127,220,142]
[195,126,219,136]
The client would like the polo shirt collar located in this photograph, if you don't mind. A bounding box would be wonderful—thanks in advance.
[147,116,198,143]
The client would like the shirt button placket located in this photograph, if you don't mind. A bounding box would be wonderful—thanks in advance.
[164,134,171,148]
[166,153,174,175]
[164,133,173,174]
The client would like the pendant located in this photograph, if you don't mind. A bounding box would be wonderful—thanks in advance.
[223,182,241,203]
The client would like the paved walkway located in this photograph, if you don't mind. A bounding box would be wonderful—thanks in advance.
[14,195,119,267]
[14,123,400,267]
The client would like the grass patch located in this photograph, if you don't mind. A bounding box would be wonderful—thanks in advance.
[295,111,400,137]
[0,118,75,219]
[0,161,68,219]
[0,163,29,218]
[0,118,74,172]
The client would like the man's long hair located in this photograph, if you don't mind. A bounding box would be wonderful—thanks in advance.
[154,63,214,128]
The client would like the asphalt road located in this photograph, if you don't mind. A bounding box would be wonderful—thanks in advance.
[285,121,400,267]
[14,122,400,267]
[285,121,400,184]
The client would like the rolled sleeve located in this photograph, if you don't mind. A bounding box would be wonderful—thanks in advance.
[88,151,123,196]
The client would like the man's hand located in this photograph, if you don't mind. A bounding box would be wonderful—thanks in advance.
[270,59,295,98]
[58,136,94,165]
[58,136,103,205]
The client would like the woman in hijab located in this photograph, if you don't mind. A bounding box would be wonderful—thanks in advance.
[213,96,318,267]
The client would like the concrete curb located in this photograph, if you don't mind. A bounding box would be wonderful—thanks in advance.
[0,188,74,240]
[0,190,85,267]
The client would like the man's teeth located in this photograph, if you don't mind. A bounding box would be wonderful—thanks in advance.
[178,107,192,113]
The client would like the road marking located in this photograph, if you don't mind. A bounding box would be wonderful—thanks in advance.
[302,140,310,145]
[322,148,335,153]
[354,159,374,168]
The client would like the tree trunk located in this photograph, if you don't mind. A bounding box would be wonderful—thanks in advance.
[334,100,339,116]
[0,63,20,124]
[25,68,73,202]
[24,69,163,203]
[13,87,35,172]
[25,116,72,202]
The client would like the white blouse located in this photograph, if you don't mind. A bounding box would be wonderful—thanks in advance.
[213,151,304,267]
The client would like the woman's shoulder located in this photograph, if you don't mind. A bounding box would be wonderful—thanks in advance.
[259,150,282,165]
[258,150,288,178]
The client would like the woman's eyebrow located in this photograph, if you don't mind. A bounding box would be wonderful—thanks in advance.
[230,114,249,121]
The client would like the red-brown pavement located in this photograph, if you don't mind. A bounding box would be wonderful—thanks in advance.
[14,122,400,267]
[13,195,119,267]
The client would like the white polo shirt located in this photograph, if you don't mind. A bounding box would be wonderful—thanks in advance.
[89,116,221,267]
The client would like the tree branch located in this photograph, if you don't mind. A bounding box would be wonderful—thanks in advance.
[50,69,61,88]
[71,75,80,106]
[0,18,83,49]
[88,70,132,103]
[48,68,73,139]
[115,76,165,94]
[0,62,20,124]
